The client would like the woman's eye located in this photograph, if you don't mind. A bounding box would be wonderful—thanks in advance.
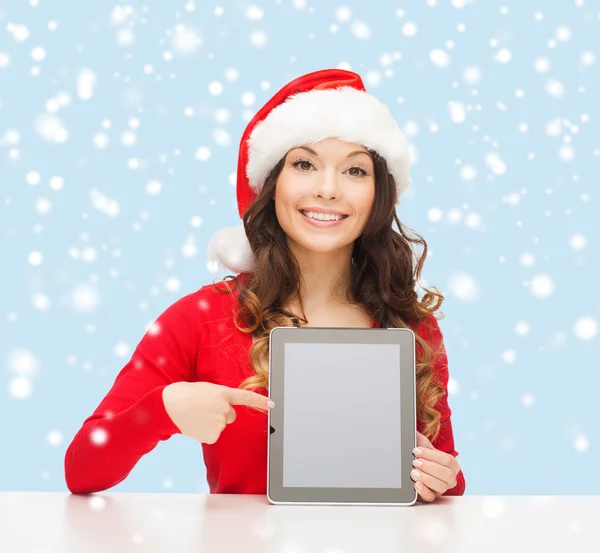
[348,167,367,177]
[292,160,313,171]
[292,160,368,176]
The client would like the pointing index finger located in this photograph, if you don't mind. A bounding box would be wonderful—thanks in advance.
[224,387,275,410]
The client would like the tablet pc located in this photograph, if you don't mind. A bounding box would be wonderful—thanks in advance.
[267,326,417,506]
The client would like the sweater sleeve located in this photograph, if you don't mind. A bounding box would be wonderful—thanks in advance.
[64,291,201,494]
[420,313,466,497]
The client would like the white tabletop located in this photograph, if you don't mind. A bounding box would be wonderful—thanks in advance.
[1,492,598,553]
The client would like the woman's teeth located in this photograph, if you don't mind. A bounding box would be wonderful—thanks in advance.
[301,210,346,221]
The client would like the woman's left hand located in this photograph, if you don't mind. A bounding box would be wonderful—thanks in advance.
[411,431,461,502]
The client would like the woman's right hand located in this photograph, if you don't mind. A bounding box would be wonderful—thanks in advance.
[162,382,274,444]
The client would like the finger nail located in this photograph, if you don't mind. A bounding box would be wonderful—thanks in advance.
[413,448,422,456]
[267,400,275,408]
[412,469,421,479]
[413,459,423,468]
[416,482,423,490]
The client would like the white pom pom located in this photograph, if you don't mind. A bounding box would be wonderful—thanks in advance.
[207,223,255,273]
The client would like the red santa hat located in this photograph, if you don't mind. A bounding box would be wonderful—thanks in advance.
[207,68,412,274]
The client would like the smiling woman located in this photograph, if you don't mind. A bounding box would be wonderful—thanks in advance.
[64,69,465,502]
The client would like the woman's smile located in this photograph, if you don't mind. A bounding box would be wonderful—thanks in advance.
[298,207,350,228]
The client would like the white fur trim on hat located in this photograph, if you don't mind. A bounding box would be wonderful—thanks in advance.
[207,223,254,273]
[245,86,412,197]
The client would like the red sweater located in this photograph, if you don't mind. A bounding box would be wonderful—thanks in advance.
[64,276,466,496]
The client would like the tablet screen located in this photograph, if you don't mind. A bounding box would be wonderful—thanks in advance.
[283,342,402,489]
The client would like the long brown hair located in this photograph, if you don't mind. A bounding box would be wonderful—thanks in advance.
[214,148,447,442]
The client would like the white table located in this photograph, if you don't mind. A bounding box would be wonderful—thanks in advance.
[1,492,598,552]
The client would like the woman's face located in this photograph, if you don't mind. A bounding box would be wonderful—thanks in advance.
[274,138,376,258]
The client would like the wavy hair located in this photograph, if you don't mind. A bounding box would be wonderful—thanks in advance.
[214,149,447,442]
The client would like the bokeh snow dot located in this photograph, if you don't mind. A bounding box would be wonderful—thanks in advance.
[520,253,535,267]
[31,47,46,61]
[72,284,100,312]
[7,348,39,378]
[448,273,480,302]
[195,147,211,161]
[93,133,110,149]
[521,393,535,407]
[534,57,551,73]
[573,317,597,341]
[35,114,69,143]
[502,350,517,364]
[28,251,43,266]
[241,91,256,106]
[351,21,371,40]
[0,52,12,69]
[120,130,137,147]
[208,81,223,96]
[581,51,596,66]
[495,48,512,63]
[515,321,530,336]
[463,65,482,85]
[430,49,450,68]
[113,342,131,358]
[116,28,135,47]
[449,101,466,123]
[555,26,572,42]
[166,277,181,292]
[559,145,575,162]
[402,22,417,37]
[82,248,97,263]
[530,274,554,298]
[428,207,443,222]
[77,68,97,100]
[574,435,589,453]
[47,431,63,447]
[90,428,108,445]
[246,5,264,20]
[145,180,162,195]
[335,6,351,22]
[9,24,30,42]
[147,322,161,336]
[182,241,197,258]
[35,198,53,214]
[545,79,566,99]
[465,212,482,229]
[27,171,41,185]
[9,377,32,399]
[485,152,507,175]
[250,30,268,48]
[569,233,586,250]
[32,293,51,311]
[460,165,477,181]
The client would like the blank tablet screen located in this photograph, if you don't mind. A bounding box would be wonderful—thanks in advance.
[283,342,402,489]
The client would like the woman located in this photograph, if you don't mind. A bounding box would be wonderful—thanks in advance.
[64,69,465,502]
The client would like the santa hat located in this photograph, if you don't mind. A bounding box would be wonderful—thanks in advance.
[207,68,412,274]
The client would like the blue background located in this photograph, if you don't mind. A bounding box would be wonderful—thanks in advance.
[1,0,598,495]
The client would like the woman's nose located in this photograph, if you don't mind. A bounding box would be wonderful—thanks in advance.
[313,169,340,199]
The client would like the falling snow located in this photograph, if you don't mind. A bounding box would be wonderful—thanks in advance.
[1,0,597,498]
